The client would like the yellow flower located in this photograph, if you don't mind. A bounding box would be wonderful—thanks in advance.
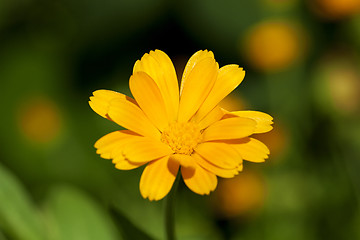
[89,50,273,201]
[212,170,265,218]
[243,20,305,72]
[17,96,62,144]
[310,0,360,19]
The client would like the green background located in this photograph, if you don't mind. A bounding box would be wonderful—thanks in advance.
[1,0,360,239]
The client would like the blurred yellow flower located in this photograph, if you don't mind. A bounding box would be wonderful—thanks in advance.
[255,122,288,162]
[328,68,360,114]
[243,20,305,72]
[89,50,273,201]
[314,53,360,115]
[310,0,360,19]
[17,97,62,144]
[212,171,265,218]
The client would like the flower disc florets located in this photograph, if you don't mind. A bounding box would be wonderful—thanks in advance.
[161,122,202,155]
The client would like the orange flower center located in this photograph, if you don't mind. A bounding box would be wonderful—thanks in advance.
[161,122,202,155]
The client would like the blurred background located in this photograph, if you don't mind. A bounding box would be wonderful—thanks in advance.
[1,0,360,239]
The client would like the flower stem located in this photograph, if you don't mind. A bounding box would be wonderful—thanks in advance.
[165,174,180,240]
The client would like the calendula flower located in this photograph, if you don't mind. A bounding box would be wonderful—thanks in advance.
[213,170,265,218]
[311,0,360,19]
[243,20,305,72]
[89,50,273,201]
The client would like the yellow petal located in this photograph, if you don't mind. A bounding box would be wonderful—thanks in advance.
[89,90,137,120]
[170,154,197,170]
[181,164,217,195]
[129,72,169,131]
[178,57,219,122]
[192,153,239,178]
[195,105,224,130]
[120,137,173,163]
[114,160,146,170]
[94,131,149,170]
[195,65,245,121]
[180,50,214,94]
[228,110,273,134]
[202,117,256,141]
[108,98,160,139]
[140,156,179,201]
[94,130,141,159]
[194,142,241,169]
[225,137,270,163]
[133,50,179,121]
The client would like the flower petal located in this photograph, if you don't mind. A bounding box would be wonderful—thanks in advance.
[180,50,214,94]
[140,156,179,201]
[89,90,136,120]
[121,137,173,163]
[114,159,145,170]
[202,117,256,141]
[108,98,160,139]
[194,142,241,169]
[192,153,240,178]
[195,105,224,130]
[178,56,218,122]
[133,50,179,121]
[195,65,245,121]
[181,164,217,195]
[227,110,273,134]
[94,130,141,159]
[129,72,169,131]
[225,137,270,163]
[170,154,197,170]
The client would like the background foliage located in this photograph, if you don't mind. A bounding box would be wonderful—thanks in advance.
[1,0,360,239]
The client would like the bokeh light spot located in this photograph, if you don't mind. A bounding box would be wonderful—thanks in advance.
[243,20,306,72]
[310,0,360,20]
[17,96,62,144]
[212,171,266,218]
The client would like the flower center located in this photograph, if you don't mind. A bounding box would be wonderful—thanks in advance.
[161,122,202,155]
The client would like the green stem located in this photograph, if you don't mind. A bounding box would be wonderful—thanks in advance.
[165,174,180,240]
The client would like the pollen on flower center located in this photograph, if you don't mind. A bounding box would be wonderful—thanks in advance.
[161,122,202,155]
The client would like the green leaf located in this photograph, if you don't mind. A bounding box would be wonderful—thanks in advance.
[110,170,165,240]
[0,163,45,240]
[176,193,222,240]
[110,207,154,240]
[112,194,164,240]
[0,229,9,240]
[43,185,121,240]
